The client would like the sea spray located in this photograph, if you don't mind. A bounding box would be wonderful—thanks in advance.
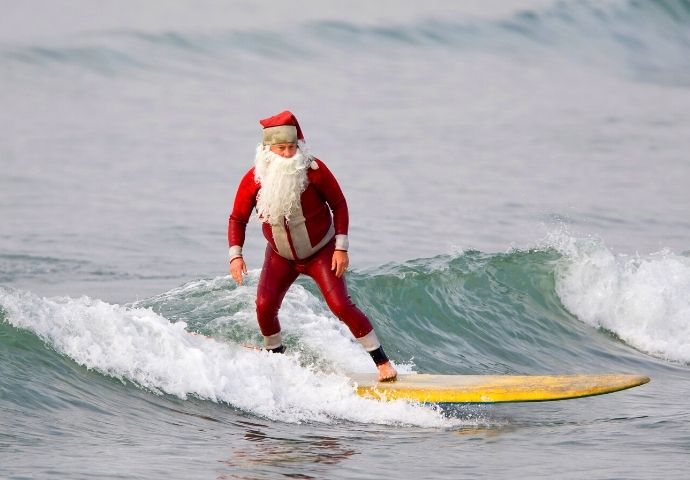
[0,286,458,427]
[550,235,690,364]
[133,274,414,374]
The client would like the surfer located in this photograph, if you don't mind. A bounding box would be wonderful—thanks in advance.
[227,110,397,382]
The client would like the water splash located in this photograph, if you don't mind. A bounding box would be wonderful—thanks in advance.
[0,286,457,427]
[549,233,690,363]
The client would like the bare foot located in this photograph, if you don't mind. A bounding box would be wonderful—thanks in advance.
[377,361,397,382]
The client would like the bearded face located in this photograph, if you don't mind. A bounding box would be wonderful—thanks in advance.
[254,144,312,224]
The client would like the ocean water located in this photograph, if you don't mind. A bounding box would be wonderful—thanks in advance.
[1,0,690,478]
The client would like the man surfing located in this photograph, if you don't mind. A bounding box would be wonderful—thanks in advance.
[227,110,397,382]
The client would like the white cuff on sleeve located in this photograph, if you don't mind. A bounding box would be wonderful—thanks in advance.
[229,245,243,262]
[356,330,381,352]
[335,234,349,251]
[264,332,282,350]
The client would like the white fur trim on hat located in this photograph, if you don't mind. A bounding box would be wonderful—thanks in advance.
[263,125,298,145]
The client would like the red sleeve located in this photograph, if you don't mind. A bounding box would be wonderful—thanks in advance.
[311,159,349,236]
[228,168,260,248]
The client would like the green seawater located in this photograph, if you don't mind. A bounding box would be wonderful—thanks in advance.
[3,249,685,479]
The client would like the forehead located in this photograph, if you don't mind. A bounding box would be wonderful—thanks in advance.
[271,143,297,148]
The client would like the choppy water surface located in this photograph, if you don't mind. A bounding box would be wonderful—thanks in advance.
[2,1,690,478]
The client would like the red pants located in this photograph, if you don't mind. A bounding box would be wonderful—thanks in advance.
[256,240,374,339]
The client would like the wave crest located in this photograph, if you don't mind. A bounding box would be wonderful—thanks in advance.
[3,0,689,84]
[552,235,690,363]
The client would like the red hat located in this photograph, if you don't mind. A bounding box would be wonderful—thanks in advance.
[259,110,304,145]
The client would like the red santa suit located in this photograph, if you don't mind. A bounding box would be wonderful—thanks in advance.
[228,158,348,264]
[227,111,389,366]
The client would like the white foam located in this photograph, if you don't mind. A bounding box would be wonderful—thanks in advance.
[548,234,690,363]
[149,273,417,375]
[0,286,457,427]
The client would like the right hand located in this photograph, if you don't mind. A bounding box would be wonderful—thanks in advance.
[230,257,248,285]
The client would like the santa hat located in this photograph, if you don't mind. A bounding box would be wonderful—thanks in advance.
[260,110,305,145]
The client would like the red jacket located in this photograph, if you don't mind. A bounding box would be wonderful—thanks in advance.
[228,158,349,261]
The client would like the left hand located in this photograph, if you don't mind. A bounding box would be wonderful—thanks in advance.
[331,250,349,278]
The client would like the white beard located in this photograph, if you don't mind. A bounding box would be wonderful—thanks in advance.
[254,143,312,224]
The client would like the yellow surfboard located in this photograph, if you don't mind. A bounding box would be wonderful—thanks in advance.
[349,373,650,403]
